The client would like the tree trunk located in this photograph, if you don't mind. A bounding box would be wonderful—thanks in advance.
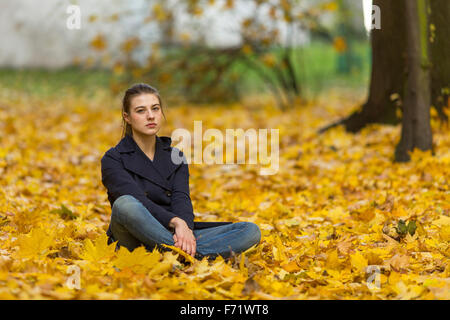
[430,0,450,122]
[318,0,407,134]
[394,0,433,162]
[318,0,448,136]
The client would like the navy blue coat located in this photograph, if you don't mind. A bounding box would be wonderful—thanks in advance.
[101,134,231,242]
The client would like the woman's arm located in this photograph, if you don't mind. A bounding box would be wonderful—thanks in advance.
[101,149,178,229]
[169,152,195,230]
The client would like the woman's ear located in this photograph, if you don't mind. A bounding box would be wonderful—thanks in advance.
[123,112,130,124]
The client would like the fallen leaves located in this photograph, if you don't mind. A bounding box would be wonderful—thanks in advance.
[0,89,448,299]
[386,254,410,272]
[13,227,57,260]
[350,251,368,273]
[161,244,196,264]
[336,238,353,255]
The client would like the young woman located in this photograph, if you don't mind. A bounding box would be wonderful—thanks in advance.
[101,83,261,261]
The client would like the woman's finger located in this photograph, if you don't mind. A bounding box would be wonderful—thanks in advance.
[187,238,195,256]
[177,236,185,249]
[177,237,184,249]
[192,241,196,256]
[189,241,194,256]
[189,236,195,256]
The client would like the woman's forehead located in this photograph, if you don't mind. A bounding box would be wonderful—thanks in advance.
[131,93,159,107]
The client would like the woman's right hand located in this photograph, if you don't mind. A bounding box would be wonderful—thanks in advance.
[169,217,196,256]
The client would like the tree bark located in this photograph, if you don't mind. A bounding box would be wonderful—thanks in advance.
[430,0,450,122]
[318,0,406,134]
[318,0,448,137]
[394,0,433,162]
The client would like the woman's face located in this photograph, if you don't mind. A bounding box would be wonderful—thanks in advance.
[124,93,164,136]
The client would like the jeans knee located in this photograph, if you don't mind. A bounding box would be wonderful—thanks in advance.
[251,222,262,245]
[241,222,261,247]
[113,195,136,209]
[112,195,141,223]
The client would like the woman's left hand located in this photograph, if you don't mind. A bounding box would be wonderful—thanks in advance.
[172,219,196,256]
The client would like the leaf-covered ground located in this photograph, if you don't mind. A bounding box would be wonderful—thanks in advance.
[0,88,448,299]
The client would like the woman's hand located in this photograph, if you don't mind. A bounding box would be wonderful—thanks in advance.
[169,217,196,256]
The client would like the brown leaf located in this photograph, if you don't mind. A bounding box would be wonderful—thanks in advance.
[241,277,260,296]
[386,254,410,272]
[337,239,352,255]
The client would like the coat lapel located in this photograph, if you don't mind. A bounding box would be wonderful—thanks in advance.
[116,134,182,190]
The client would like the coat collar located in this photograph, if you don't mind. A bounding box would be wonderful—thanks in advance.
[116,134,172,153]
[116,134,181,190]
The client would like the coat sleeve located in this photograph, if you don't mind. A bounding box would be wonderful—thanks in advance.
[101,149,177,230]
[170,151,195,231]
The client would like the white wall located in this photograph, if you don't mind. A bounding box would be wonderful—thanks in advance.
[0,0,146,68]
[0,0,314,69]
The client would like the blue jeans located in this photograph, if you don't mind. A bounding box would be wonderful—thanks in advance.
[109,195,261,260]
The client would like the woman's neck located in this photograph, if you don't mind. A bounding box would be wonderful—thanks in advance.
[132,132,156,156]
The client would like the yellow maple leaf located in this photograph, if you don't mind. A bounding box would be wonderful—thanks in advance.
[148,262,172,277]
[281,260,301,273]
[113,245,161,273]
[325,249,340,269]
[80,233,116,263]
[15,227,57,259]
[394,281,424,300]
[271,235,287,262]
[239,251,247,273]
[432,215,450,228]
[439,225,450,241]
[193,259,212,278]
[161,243,195,264]
[350,251,368,273]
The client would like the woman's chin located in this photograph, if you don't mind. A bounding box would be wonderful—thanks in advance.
[144,127,159,134]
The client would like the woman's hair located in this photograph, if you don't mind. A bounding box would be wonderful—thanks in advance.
[121,83,166,138]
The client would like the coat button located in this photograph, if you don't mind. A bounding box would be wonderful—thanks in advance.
[166,191,172,197]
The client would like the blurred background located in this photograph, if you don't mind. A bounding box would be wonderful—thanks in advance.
[0,0,373,108]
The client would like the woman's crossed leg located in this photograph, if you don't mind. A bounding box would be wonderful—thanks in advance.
[109,195,261,260]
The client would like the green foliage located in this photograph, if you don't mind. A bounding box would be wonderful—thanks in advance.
[50,204,78,220]
[0,41,371,104]
[0,66,115,98]
[396,219,417,238]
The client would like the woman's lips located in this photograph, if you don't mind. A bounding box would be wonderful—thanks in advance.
[146,123,157,127]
